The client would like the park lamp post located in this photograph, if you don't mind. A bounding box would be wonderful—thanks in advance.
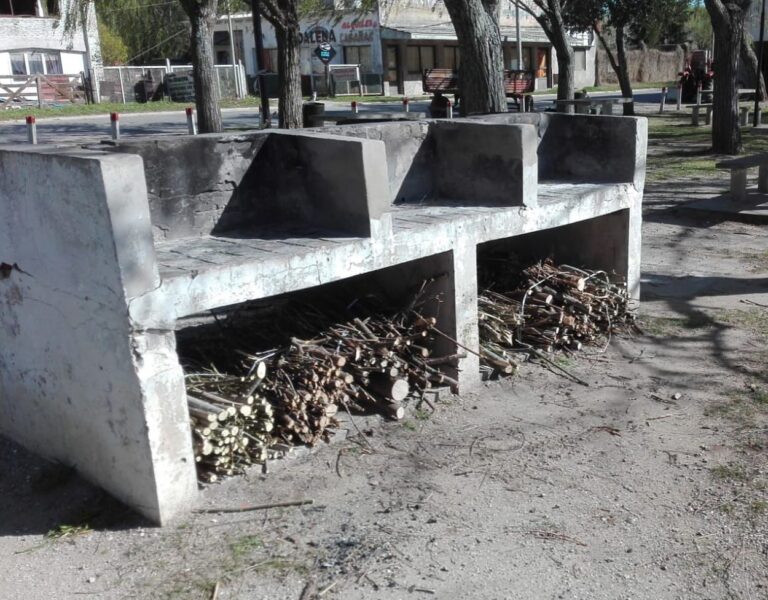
[755,0,766,127]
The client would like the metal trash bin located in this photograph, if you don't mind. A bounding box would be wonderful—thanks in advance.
[302,102,325,127]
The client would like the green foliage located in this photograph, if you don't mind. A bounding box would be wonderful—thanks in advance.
[687,4,713,49]
[98,22,129,66]
[94,0,190,64]
[566,0,691,45]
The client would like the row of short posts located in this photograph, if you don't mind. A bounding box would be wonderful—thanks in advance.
[24,107,199,145]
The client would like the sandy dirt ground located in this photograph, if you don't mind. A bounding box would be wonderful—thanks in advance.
[2,123,768,600]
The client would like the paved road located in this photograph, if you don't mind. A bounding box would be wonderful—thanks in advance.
[0,89,665,145]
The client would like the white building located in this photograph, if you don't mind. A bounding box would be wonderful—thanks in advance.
[213,0,595,97]
[0,0,101,93]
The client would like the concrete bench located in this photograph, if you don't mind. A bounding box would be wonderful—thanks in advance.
[691,103,752,126]
[716,152,768,201]
[0,114,646,524]
[554,97,631,115]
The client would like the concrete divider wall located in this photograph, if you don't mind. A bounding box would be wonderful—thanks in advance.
[101,131,391,240]
[0,147,198,525]
[323,120,538,207]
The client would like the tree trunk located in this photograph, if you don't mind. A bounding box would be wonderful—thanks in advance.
[276,21,302,128]
[443,0,506,115]
[614,25,635,116]
[705,0,749,154]
[741,31,767,100]
[552,31,574,111]
[181,0,222,134]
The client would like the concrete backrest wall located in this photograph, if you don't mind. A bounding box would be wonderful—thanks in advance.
[537,114,647,185]
[101,131,391,240]
[430,121,538,207]
[0,146,198,524]
[465,113,647,187]
[326,120,538,207]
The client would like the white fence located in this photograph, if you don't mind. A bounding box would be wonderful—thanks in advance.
[101,63,247,104]
[0,73,90,108]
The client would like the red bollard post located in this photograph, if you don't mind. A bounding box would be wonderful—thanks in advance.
[110,112,120,140]
[402,97,409,113]
[186,107,197,135]
[446,99,453,119]
[659,86,668,113]
[26,115,37,145]
[351,100,358,114]
[676,82,682,111]
[696,83,702,106]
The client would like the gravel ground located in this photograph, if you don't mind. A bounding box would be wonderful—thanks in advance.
[1,117,767,600]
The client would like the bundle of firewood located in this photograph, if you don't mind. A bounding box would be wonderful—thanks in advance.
[479,260,636,376]
[256,311,450,446]
[182,282,452,480]
[186,361,274,483]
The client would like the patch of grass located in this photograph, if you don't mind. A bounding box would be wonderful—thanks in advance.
[711,463,750,482]
[554,354,575,368]
[750,500,768,514]
[45,523,92,540]
[640,314,712,336]
[230,535,263,561]
[402,420,418,431]
[718,308,768,338]
[414,408,431,421]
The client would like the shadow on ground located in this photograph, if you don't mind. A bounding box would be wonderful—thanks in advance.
[0,436,147,537]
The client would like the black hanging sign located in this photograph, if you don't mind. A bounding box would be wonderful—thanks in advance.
[314,43,336,64]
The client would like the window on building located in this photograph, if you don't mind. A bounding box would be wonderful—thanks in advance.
[0,0,38,15]
[444,46,460,70]
[574,49,587,71]
[7,51,64,75]
[406,45,436,74]
[344,45,373,72]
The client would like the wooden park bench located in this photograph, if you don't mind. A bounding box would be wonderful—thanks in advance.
[503,70,535,111]
[422,68,535,112]
[716,152,768,201]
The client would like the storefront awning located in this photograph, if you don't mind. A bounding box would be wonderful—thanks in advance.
[381,23,589,47]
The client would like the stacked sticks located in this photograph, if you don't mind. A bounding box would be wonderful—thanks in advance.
[186,361,274,483]
[479,260,636,376]
[182,283,452,480]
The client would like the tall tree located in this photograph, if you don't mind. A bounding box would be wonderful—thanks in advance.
[741,31,767,100]
[705,0,752,154]
[519,0,576,110]
[178,0,223,133]
[442,0,507,115]
[568,0,651,116]
[254,0,303,128]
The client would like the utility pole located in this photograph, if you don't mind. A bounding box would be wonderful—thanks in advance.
[251,0,271,126]
[515,0,523,70]
[755,0,766,126]
[227,1,241,98]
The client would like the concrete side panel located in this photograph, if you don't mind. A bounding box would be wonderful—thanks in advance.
[327,121,435,205]
[248,132,386,237]
[101,134,270,242]
[538,114,644,183]
[0,148,193,524]
[432,121,538,207]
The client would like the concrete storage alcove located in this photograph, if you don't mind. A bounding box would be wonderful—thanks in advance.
[0,115,646,524]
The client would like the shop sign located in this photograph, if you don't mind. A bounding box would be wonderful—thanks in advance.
[340,18,378,30]
[299,26,336,45]
[340,30,375,44]
[314,43,336,64]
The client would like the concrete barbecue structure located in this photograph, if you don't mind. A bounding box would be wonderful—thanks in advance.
[0,114,646,524]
